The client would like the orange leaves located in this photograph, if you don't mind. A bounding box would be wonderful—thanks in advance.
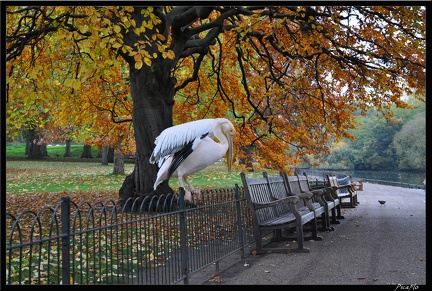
[6,6,426,173]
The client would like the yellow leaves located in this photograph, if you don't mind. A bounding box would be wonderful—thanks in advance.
[72,79,81,90]
[133,27,143,35]
[64,79,74,87]
[144,57,152,67]
[101,18,111,27]
[133,53,141,62]
[141,7,154,16]
[152,34,165,41]
[124,6,134,13]
[43,91,52,99]
[135,61,143,70]
[114,25,121,34]
[162,50,175,60]
[64,79,81,90]
[28,67,39,80]
[111,42,122,49]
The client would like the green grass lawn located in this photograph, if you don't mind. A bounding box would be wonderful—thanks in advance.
[6,160,135,193]
[6,144,100,159]
[6,144,271,195]
[6,160,250,194]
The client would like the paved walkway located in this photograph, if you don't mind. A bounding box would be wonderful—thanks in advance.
[187,183,427,286]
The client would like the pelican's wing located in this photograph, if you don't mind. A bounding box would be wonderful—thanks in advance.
[149,119,218,164]
[167,132,210,177]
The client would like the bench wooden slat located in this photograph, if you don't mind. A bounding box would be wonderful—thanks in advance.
[298,172,344,226]
[241,172,322,254]
[281,172,330,232]
[326,174,359,208]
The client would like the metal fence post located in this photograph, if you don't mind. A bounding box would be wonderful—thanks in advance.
[61,196,71,285]
[178,188,189,284]
[234,184,245,258]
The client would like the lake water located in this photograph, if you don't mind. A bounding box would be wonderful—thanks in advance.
[335,170,425,186]
[302,169,426,187]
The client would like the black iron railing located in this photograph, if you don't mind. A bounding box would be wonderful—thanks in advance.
[6,186,254,285]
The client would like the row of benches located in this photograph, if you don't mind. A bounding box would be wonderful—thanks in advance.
[240,171,359,254]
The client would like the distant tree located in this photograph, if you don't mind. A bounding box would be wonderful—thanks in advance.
[318,97,425,171]
[80,145,93,158]
[6,6,426,201]
[101,146,108,165]
[64,139,72,157]
[393,113,426,170]
[27,129,48,159]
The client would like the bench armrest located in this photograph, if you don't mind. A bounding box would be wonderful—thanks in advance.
[318,187,337,202]
[327,186,340,199]
[298,192,313,200]
[335,184,356,194]
[296,192,315,211]
[301,189,326,206]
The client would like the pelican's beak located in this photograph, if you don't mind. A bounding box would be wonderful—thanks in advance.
[227,133,234,173]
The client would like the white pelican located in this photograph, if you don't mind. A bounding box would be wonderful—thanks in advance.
[150,118,236,202]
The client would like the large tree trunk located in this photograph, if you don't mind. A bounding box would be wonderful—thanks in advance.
[119,65,176,201]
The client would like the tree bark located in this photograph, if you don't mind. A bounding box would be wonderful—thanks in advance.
[108,147,114,163]
[113,152,125,174]
[101,146,108,165]
[41,144,49,157]
[239,145,255,171]
[119,64,176,201]
[25,137,30,155]
[80,144,93,158]
[64,139,72,157]
[26,129,45,160]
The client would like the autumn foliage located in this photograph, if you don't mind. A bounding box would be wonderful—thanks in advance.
[6,6,426,196]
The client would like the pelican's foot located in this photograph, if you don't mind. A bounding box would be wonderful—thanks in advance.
[191,188,201,200]
[184,190,193,203]
[183,190,197,208]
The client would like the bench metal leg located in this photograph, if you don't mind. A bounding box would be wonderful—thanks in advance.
[307,219,323,241]
[330,207,341,224]
[322,205,334,231]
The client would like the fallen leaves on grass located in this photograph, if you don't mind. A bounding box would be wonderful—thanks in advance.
[6,190,119,216]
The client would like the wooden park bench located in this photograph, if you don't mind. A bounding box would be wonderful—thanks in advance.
[350,175,363,191]
[240,172,322,254]
[297,172,344,226]
[281,172,332,232]
[326,174,358,208]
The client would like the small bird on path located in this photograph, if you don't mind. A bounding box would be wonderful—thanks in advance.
[378,200,386,205]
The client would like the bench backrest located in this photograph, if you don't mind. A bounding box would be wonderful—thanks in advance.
[296,173,312,193]
[240,172,284,224]
[327,174,339,192]
[262,172,293,214]
[280,172,308,208]
[283,172,303,195]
